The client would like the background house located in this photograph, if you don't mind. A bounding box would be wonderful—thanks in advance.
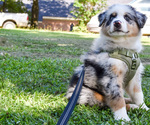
[107,0,133,6]
[23,0,133,31]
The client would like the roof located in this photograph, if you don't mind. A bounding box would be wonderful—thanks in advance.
[23,0,133,21]
[0,1,3,6]
[24,0,74,21]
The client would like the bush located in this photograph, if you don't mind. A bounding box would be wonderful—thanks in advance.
[71,0,107,31]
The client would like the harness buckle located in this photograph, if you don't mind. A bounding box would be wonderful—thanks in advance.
[131,54,137,70]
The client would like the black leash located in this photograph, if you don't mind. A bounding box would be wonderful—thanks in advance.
[56,66,85,125]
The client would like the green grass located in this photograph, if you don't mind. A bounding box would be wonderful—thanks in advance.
[0,29,150,124]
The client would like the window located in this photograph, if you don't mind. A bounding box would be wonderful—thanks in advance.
[139,0,150,4]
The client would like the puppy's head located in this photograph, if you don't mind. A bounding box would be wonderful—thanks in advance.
[98,4,147,37]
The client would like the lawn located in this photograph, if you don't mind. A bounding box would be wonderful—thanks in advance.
[0,29,150,125]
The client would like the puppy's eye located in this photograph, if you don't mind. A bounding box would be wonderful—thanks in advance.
[124,15,131,22]
[109,13,117,22]
[110,13,117,18]
[106,13,117,26]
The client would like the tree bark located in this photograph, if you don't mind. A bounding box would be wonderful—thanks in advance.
[31,0,39,28]
[2,0,6,12]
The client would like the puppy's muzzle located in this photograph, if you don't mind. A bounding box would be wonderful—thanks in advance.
[114,20,122,30]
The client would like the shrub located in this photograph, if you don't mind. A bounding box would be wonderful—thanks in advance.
[0,0,28,13]
[71,0,107,31]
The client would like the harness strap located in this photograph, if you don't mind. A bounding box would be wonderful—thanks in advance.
[108,49,141,85]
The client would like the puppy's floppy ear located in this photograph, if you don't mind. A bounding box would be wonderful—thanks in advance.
[135,11,147,28]
[98,12,106,27]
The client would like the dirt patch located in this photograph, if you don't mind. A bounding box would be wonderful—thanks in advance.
[141,58,150,65]
[1,51,79,59]
[0,37,7,46]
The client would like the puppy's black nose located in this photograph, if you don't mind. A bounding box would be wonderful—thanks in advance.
[114,20,122,29]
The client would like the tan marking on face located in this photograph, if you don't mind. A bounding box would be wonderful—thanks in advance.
[127,22,139,37]
[126,104,130,111]
[109,97,125,111]
[133,85,141,93]
[112,12,117,17]
[94,92,104,102]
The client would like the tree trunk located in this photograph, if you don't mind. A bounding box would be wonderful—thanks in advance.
[31,0,39,28]
[2,0,6,12]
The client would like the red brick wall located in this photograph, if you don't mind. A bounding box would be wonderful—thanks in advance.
[38,17,79,31]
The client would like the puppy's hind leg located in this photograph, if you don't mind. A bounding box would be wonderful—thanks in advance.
[66,66,104,106]
[126,104,139,111]
[125,98,133,104]
[66,86,104,106]
[125,98,139,111]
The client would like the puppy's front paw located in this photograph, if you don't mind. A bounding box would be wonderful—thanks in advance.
[126,104,139,111]
[114,113,130,121]
[114,107,130,121]
[140,103,149,111]
[143,106,149,111]
[144,106,149,111]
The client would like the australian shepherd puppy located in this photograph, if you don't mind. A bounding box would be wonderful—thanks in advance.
[66,4,149,122]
